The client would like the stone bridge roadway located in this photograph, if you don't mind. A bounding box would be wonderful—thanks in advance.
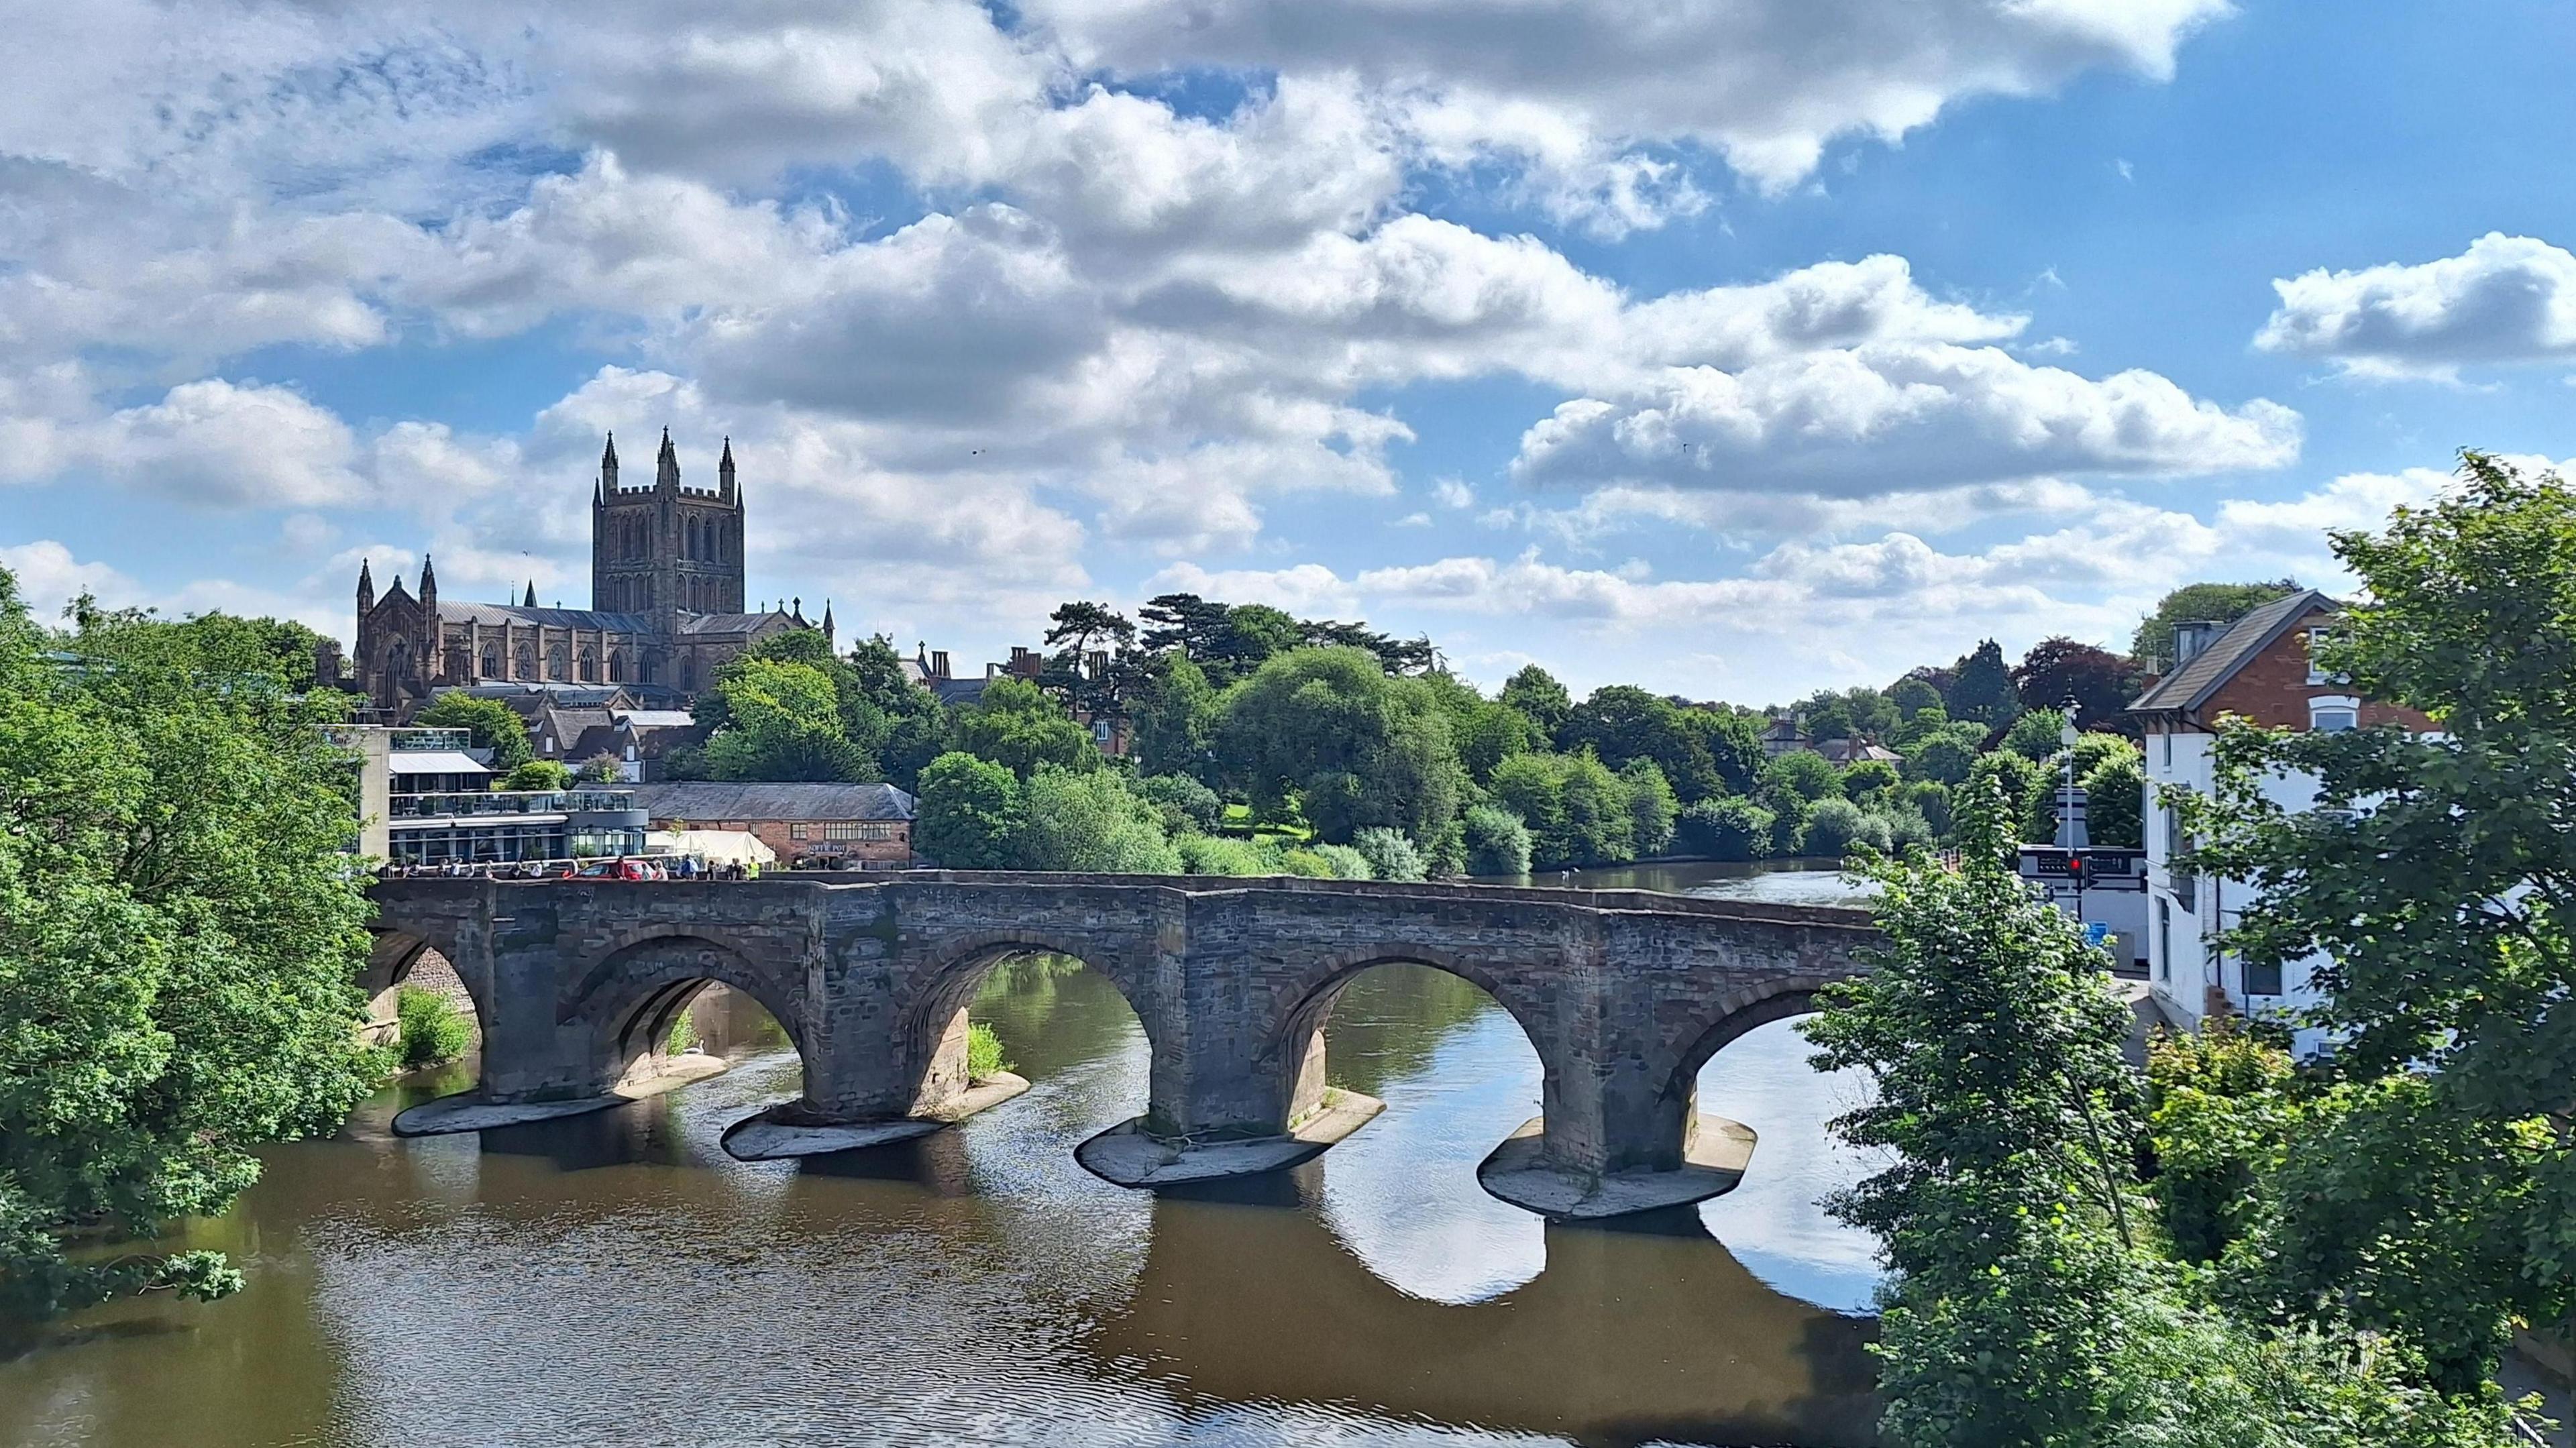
[365,872,1878,1219]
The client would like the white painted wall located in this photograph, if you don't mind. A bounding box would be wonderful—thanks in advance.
[2143,730,2331,1052]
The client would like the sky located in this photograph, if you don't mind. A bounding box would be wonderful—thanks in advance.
[5,0,2576,703]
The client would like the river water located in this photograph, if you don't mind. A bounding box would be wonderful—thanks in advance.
[1,867,1890,1448]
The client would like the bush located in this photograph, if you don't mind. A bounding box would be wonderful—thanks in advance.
[1462,805,1532,876]
[1018,767,1183,873]
[1800,797,1888,858]
[1178,834,1266,875]
[1878,805,1937,852]
[1310,843,1375,879]
[1900,779,1953,838]
[1135,773,1225,836]
[1350,826,1427,882]
[396,986,472,1068]
[1840,758,1900,800]
[1676,797,1774,860]
[500,759,572,791]
[966,1021,1011,1081]
[574,753,622,783]
[665,1005,698,1055]
[1271,846,1337,877]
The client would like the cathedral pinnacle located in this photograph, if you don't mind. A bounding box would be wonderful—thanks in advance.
[655,426,680,491]
[600,432,619,493]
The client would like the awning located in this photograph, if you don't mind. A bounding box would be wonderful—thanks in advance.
[645,829,777,866]
[388,750,491,775]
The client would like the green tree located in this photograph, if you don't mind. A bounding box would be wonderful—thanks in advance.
[1562,685,1728,801]
[1676,797,1774,860]
[1498,664,1572,740]
[1129,654,1221,783]
[953,677,1098,780]
[1134,773,1224,836]
[912,753,1024,869]
[2000,706,2070,761]
[1889,675,1944,720]
[1841,757,1900,801]
[1422,671,1538,784]
[2077,748,2145,849]
[1759,749,1842,805]
[1350,826,1428,882]
[1461,805,1533,876]
[1214,648,1462,844]
[702,658,870,782]
[412,691,534,772]
[1964,749,2047,845]
[1038,600,1146,725]
[2188,454,2576,1390]
[843,634,949,789]
[1016,767,1181,873]
[499,759,572,791]
[0,569,383,1320]
[1945,638,2021,727]
[1618,757,1678,856]
[2131,579,2302,668]
[1800,797,1888,858]
[1489,750,1635,867]
[1900,721,1985,785]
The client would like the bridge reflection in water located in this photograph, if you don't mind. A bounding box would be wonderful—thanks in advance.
[0,955,1884,1448]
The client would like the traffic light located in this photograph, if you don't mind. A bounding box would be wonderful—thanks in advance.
[2065,851,2086,880]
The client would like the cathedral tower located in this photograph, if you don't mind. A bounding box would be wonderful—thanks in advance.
[592,429,745,618]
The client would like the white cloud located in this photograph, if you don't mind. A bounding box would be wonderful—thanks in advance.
[0,377,366,508]
[1142,561,1360,616]
[2257,233,2576,378]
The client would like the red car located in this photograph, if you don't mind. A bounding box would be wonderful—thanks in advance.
[574,857,659,881]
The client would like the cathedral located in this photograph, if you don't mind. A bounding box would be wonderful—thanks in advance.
[354,430,824,713]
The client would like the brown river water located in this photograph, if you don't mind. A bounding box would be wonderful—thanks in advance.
[1,865,1891,1448]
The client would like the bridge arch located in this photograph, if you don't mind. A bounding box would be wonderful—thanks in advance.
[361,926,488,1045]
[900,934,1157,1116]
[559,931,812,1097]
[1264,947,1563,1137]
[1642,975,1841,1166]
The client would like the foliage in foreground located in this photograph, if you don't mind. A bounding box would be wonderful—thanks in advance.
[1807,781,2526,1448]
[965,1021,1011,1082]
[0,568,383,1321]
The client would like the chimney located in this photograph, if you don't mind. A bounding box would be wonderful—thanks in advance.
[2174,620,2222,665]
[930,649,950,679]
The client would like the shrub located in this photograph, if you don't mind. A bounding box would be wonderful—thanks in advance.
[1900,779,1953,838]
[1270,846,1337,878]
[1676,797,1774,860]
[396,986,472,1068]
[500,759,572,791]
[1878,805,1937,852]
[1018,767,1182,873]
[1135,773,1225,836]
[1840,758,1900,800]
[1800,797,1888,858]
[965,1021,1011,1081]
[665,1005,698,1055]
[1462,804,1533,876]
[1350,826,1427,882]
[1310,843,1375,880]
[1178,834,1266,875]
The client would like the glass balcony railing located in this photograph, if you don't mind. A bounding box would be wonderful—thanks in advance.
[389,788,639,819]
[390,728,473,752]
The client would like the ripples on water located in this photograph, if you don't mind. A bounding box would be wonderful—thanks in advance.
[1,946,1888,1448]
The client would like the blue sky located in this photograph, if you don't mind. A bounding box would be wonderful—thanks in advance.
[6,0,2575,701]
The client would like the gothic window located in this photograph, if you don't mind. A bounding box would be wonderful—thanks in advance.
[548,641,570,681]
[606,650,623,682]
[579,647,598,682]
[515,641,535,679]
[682,656,697,691]
[480,645,501,679]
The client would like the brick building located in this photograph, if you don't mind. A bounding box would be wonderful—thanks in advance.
[2129,589,2434,1047]
[623,781,916,867]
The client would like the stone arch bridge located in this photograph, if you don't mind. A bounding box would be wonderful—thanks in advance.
[366,873,1877,1218]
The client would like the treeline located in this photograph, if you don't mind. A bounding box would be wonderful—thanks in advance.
[687,580,2303,875]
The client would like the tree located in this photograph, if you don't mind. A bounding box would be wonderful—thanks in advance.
[1039,601,1145,724]
[1461,805,1533,876]
[1759,749,1841,805]
[953,677,1098,780]
[1134,773,1224,836]
[412,691,534,772]
[2078,748,2145,849]
[1889,675,1944,720]
[843,634,949,789]
[912,753,1023,869]
[0,568,383,1320]
[1964,749,2047,844]
[1944,638,2021,727]
[1129,653,1221,783]
[2188,454,2576,1390]
[1618,757,1678,857]
[1841,757,1900,801]
[1899,722,1984,786]
[1796,686,1898,744]
[1214,648,1461,844]
[1489,750,1637,868]
[61,600,331,691]
[702,658,870,782]
[1016,767,1181,873]
[1562,685,1726,801]
[1350,826,1428,883]
[1498,665,1573,739]
[2012,636,2145,734]
[499,759,572,791]
[2000,706,2070,761]
[1421,671,1539,784]
[2131,579,2302,669]
[1678,797,1774,860]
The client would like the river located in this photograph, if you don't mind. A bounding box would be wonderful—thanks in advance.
[1,867,1889,1448]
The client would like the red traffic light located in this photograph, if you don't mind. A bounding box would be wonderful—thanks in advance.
[2065,852,2086,875]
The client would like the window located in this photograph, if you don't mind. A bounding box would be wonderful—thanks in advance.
[515,642,535,679]
[549,642,570,681]
[2157,732,2170,769]
[480,645,501,678]
[2244,957,2283,997]
[788,823,809,840]
[580,647,598,682]
[2309,695,2360,733]
[2154,899,2171,983]
[825,822,861,841]
[2304,626,2334,685]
